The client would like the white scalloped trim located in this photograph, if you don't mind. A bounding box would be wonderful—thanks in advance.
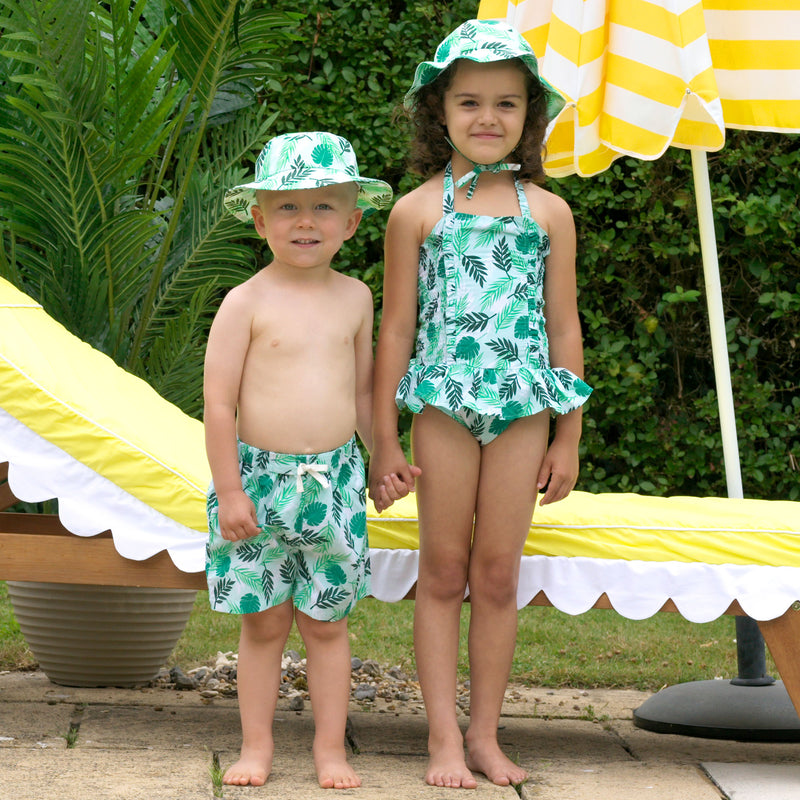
[0,408,206,573]
[5,406,800,622]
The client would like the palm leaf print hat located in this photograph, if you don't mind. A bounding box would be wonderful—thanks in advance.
[224,131,393,222]
[404,18,565,123]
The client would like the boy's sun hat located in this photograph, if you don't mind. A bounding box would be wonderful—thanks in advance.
[224,131,393,222]
[404,18,565,123]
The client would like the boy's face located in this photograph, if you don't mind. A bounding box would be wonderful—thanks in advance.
[251,183,362,272]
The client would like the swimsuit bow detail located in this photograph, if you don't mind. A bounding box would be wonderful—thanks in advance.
[294,462,330,492]
[454,161,521,199]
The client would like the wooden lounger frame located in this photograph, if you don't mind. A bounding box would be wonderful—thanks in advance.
[2,461,799,716]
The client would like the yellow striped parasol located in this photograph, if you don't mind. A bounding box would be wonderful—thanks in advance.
[477,0,800,500]
[477,0,800,177]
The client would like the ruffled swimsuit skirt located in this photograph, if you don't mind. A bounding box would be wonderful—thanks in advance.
[396,163,592,424]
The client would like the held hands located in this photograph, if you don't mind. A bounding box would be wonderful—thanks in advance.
[536,436,579,506]
[216,489,260,541]
[368,443,422,513]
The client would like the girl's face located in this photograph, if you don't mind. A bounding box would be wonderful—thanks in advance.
[441,60,528,167]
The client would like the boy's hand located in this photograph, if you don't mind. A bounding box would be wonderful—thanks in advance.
[372,467,423,513]
[536,438,579,506]
[217,489,260,541]
[368,441,422,513]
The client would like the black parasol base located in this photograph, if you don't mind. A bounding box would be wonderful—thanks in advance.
[633,678,800,741]
[633,618,800,741]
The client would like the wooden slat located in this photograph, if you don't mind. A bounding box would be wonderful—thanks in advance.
[759,608,800,717]
[0,529,207,590]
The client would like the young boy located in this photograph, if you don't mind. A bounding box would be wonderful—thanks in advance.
[204,132,394,789]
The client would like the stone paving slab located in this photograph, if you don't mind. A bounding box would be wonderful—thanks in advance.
[702,762,800,800]
[2,671,800,800]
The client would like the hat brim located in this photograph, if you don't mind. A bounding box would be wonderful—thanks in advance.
[224,172,393,223]
[405,50,565,123]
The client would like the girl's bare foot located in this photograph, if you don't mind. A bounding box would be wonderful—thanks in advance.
[223,744,273,786]
[465,736,527,787]
[425,734,478,789]
[314,744,361,789]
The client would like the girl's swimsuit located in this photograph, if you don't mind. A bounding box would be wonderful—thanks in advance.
[396,162,592,445]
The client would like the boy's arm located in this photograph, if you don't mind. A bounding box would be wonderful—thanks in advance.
[353,281,375,454]
[204,289,260,540]
[539,195,585,505]
[369,196,424,508]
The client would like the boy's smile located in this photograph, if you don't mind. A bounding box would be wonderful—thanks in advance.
[251,184,362,272]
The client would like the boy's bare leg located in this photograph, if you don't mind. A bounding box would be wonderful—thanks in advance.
[464,414,549,786]
[296,611,361,789]
[412,408,481,788]
[224,601,294,786]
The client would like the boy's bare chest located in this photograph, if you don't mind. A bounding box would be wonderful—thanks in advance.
[249,302,356,363]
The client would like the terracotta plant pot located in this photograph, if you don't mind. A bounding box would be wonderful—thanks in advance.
[6,581,197,687]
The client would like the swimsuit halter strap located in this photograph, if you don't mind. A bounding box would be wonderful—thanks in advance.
[443,161,530,217]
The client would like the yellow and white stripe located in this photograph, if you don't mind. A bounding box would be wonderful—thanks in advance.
[0,278,209,533]
[478,0,800,176]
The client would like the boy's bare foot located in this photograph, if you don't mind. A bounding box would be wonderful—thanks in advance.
[223,744,273,786]
[314,745,362,789]
[425,736,478,789]
[465,737,527,787]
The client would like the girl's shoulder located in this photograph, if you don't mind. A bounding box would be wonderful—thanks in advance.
[389,173,445,237]
[521,181,574,235]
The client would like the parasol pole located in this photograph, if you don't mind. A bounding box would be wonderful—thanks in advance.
[690,149,744,500]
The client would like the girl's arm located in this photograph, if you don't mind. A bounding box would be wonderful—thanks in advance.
[539,194,585,505]
[369,194,425,509]
[203,288,260,540]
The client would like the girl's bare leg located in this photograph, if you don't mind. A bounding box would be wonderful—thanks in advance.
[224,601,294,786]
[465,413,550,786]
[412,407,481,788]
[296,612,361,789]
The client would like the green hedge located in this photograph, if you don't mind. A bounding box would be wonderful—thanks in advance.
[251,1,798,500]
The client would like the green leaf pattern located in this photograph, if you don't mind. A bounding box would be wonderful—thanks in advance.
[206,438,369,622]
[397,163,592,421]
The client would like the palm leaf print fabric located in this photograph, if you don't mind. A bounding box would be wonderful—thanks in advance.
[396,163,592,421]
[206,437,369,621]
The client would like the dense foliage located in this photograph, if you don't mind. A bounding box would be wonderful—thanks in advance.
[1,0,797,499]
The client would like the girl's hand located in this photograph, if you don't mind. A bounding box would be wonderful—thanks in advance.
[217,489,260,541]
[536,437,579,506]
[369,442,422,512]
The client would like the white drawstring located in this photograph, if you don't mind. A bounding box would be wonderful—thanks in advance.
[295,463,330,492]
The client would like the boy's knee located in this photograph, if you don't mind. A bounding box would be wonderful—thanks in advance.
[295,611,348,643]
[241,601,294,641]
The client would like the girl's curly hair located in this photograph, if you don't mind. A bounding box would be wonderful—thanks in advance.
[406,58,549,185]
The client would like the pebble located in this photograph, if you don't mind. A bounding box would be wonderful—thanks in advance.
[152,651,523,712]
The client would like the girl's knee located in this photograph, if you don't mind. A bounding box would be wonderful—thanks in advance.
[419,558,469,601]
[468,560,519,606]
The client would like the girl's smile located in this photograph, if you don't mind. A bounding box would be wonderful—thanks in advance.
[442,60,528,172]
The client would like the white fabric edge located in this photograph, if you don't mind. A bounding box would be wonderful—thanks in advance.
[0,407,206,573]
[4,406,799,622]
[369,549,800,623]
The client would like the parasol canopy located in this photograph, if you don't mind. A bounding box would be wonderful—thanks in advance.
[477,0,800,498]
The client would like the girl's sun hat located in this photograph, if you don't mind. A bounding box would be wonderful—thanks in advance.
[224,131,393,222]
[404,18,565,122]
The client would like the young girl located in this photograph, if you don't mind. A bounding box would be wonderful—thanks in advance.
[370,19,592,789]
